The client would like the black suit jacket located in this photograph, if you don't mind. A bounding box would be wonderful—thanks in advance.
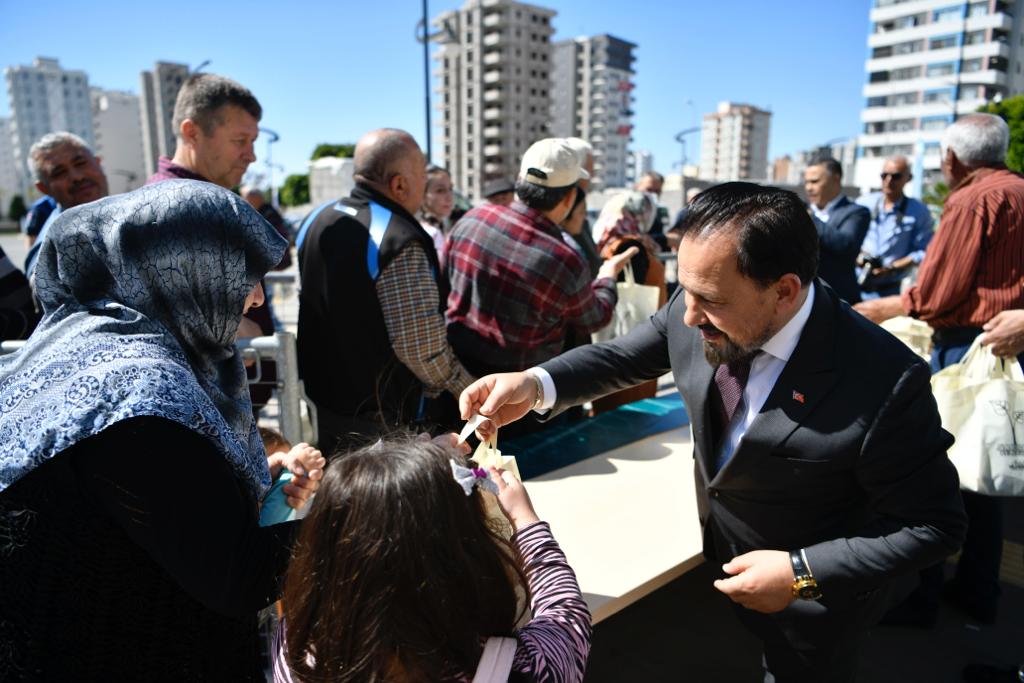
[813,196,870,304]
[540,281,966,613]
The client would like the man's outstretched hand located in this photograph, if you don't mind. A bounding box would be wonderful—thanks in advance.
[459,371,538,440]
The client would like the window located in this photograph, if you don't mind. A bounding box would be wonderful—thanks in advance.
[968,1,988,17]
[892,66,920,80]
[933,5,964,22]
[921,115,951,131]
[923,89,953,104]
[959,84,984,100]
[929,34,959,50]
[923,141,942,154]
[961,58,984,73]
[926,62,956,77]
[964,30,987,45]
[890,91,919,105]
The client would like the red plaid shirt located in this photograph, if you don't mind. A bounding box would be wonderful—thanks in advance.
[446,201,617,373]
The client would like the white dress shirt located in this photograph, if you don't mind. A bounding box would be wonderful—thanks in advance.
[529,284,818,472]
[715,283,816,471]
[810,195,843,224]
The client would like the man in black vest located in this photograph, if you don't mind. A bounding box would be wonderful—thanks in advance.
[297,129,473,451]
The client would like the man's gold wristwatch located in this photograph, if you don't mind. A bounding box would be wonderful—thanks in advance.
[790,549,822,601]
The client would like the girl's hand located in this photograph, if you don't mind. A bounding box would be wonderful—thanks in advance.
[488,467,540,531]
[267,443,326,510]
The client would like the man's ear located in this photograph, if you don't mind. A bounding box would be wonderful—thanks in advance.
[34,181,49,195]
[775,274,804,310]
[390,173,407,201]
[179,118,200,144]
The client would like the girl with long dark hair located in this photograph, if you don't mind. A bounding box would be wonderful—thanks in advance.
[273,436,591,682]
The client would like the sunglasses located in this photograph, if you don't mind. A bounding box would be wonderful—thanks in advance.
[880,172,905,180]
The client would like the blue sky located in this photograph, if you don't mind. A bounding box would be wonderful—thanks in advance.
[0,0,871,182]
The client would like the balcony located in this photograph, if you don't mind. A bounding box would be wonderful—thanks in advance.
[483,13,502,28]
[483,52,501,66]
[483,33,502,48]
[868,11,1012,47]
[483,144,502,157]
[483,126,501,138]
[483,107,502,120]
[483,89,503,102]
[483,71,502,84]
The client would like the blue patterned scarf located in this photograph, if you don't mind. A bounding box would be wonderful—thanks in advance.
[0,180,287,501]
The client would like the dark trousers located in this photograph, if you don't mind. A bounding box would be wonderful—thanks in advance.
[732,590,890,683]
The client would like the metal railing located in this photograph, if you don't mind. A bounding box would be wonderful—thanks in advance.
[1,331,316,447]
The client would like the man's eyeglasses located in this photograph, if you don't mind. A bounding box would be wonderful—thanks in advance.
[880,172,905,181]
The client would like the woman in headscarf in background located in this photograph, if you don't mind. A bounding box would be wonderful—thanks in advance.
[592,190,667,307]
[588,190,667,413]
[0,180,320,681]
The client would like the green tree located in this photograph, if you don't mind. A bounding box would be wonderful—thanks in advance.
[311,143,356,160]
[279,174,310,206]
[921,181,950,222]
[978,94,1024,174]
[8,195,27,223]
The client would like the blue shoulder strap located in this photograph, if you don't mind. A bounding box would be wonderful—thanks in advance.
[365,201,393,281]
[295,199,353,252]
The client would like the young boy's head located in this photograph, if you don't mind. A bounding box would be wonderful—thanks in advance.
[259,426,291,455]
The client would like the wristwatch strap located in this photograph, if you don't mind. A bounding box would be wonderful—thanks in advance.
[790,548,811,578]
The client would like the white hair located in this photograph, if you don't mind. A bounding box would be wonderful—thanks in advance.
[28,132,94,182]
[941,113,1009,165]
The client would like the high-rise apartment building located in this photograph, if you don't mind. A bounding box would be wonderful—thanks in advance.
[699,101,771,182]
[433,0,556,201]
[855,0,1024,192]
[4,57,94,196]
[551,34,636,190]
[140,61,189,177]
[626,149,654,184]
[91,88,146,195]
[0,118,19,213]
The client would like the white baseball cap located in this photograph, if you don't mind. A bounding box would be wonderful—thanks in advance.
[519,138,590,189]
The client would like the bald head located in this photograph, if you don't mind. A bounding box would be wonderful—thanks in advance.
[354,129,419,183]
[352,129,427,215]
[881,156,911,204]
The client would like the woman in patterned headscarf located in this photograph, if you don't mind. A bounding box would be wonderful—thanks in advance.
[0,181,311,680]
[592,190,667,306]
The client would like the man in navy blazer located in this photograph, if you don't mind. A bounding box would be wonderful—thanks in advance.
[460,183,966,682]
[805,157,871,304]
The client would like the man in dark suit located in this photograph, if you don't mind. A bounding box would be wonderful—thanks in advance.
[804,157,871,304]
[460,182,966,682]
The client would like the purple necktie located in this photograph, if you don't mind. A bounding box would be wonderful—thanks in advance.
[711,354,757,451]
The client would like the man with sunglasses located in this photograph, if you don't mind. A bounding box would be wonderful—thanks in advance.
[855,157,934,299]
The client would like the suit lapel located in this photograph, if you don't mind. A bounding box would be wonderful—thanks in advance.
[715,283,840,477]
[680,331,717,482]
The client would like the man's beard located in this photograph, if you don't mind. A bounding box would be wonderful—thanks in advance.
[700,323,773,366]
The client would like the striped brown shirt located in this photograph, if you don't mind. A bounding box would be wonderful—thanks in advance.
[903,166,1024,328]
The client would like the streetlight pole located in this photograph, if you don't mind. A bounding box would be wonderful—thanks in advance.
[259,127,281,207]
[422,0,432,161]
[674,126,701,172]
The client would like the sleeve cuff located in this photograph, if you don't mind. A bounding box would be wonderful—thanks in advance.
[527,367,557,412]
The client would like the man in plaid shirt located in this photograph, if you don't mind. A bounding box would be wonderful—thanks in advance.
[447,138,637,380]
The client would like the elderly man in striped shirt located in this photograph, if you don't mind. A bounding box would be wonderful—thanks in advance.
[856,113,1024,627]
